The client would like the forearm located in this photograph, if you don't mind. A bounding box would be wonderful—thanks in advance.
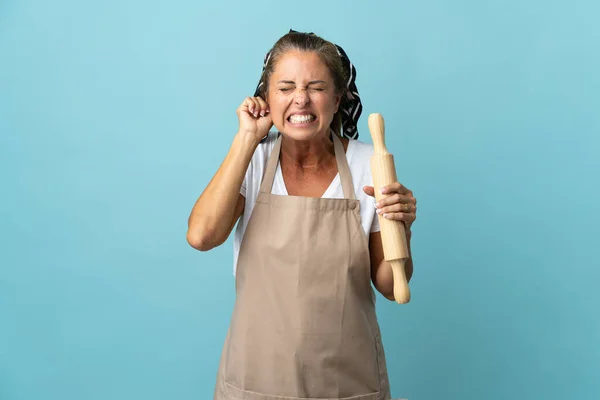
[187,132,259,250]
[373,230,413,301]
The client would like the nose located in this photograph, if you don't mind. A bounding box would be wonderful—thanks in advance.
[293,88,310,106]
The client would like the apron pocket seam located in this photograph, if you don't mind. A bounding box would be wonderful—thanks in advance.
[221,379,382,400]
[373,334,390,400]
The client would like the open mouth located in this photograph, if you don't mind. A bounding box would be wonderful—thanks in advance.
[287,114,317,124]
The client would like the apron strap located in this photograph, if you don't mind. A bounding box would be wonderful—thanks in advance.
[332,132,356,200]
[259,131,356,200]
[259,133,283,195]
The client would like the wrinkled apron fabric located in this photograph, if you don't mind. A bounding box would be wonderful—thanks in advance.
[214,133,391,400]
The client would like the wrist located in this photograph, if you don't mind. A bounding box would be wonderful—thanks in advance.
[235,130,262,149]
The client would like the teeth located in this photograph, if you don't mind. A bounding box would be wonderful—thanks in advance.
[289,114,315,124]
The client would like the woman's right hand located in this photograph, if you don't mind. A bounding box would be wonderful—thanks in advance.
[236,96,273,142]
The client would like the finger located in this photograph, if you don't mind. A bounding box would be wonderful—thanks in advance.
[254,96,270,116]
[375,193,416,208]
[240,97,252,115]
[257,112,274,134]
[376,203,415,215]
[381,182,410,195]
[382,212,416,225]
[243,97,259,117]
[362,186,375,197]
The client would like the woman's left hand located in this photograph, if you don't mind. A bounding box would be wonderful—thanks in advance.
[363,182,418,233]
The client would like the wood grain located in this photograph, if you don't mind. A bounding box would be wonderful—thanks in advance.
[368,113,411,304]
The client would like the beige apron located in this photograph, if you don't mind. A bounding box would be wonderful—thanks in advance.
[214,132,392,400]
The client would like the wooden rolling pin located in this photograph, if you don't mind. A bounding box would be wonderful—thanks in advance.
[368,113,411,304]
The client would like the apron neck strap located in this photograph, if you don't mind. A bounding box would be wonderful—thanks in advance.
[259,131,356,200]
[332,132,356,200]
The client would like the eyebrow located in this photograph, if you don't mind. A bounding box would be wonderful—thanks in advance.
[277,80,327,85]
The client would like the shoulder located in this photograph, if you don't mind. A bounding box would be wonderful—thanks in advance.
[245,130,279,170]
[346,138,375,169]
[262,130,280,147]
[252,131,279,161]
[345,138,377,190]
[243,131,279,189]
[348,138,374,159]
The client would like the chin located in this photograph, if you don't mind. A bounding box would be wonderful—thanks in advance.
[284,130,320,142]
[279,122,329,142]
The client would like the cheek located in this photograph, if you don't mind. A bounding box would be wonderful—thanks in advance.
[270,104,287,122]
[266,96,286,120]
[315,94,339,114]
[269,96,289,130]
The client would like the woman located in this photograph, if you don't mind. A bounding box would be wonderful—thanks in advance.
[187,30,417,400]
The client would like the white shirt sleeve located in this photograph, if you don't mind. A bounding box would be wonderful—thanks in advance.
[240,173,247,197]
[370,211,381,233]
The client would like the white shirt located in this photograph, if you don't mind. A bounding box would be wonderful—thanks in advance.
[233,131,381,276]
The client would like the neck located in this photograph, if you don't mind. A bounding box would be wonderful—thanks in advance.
[280,132,335,170]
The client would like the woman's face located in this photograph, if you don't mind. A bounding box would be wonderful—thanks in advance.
[267,51,341,142]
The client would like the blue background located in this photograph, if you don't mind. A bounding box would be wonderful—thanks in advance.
[1,1,599,399]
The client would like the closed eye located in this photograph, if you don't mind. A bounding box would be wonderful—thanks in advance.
[278,86,326,92]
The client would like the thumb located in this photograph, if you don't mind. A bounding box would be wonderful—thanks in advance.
[363,185,375,197]
[258,113,274,133]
